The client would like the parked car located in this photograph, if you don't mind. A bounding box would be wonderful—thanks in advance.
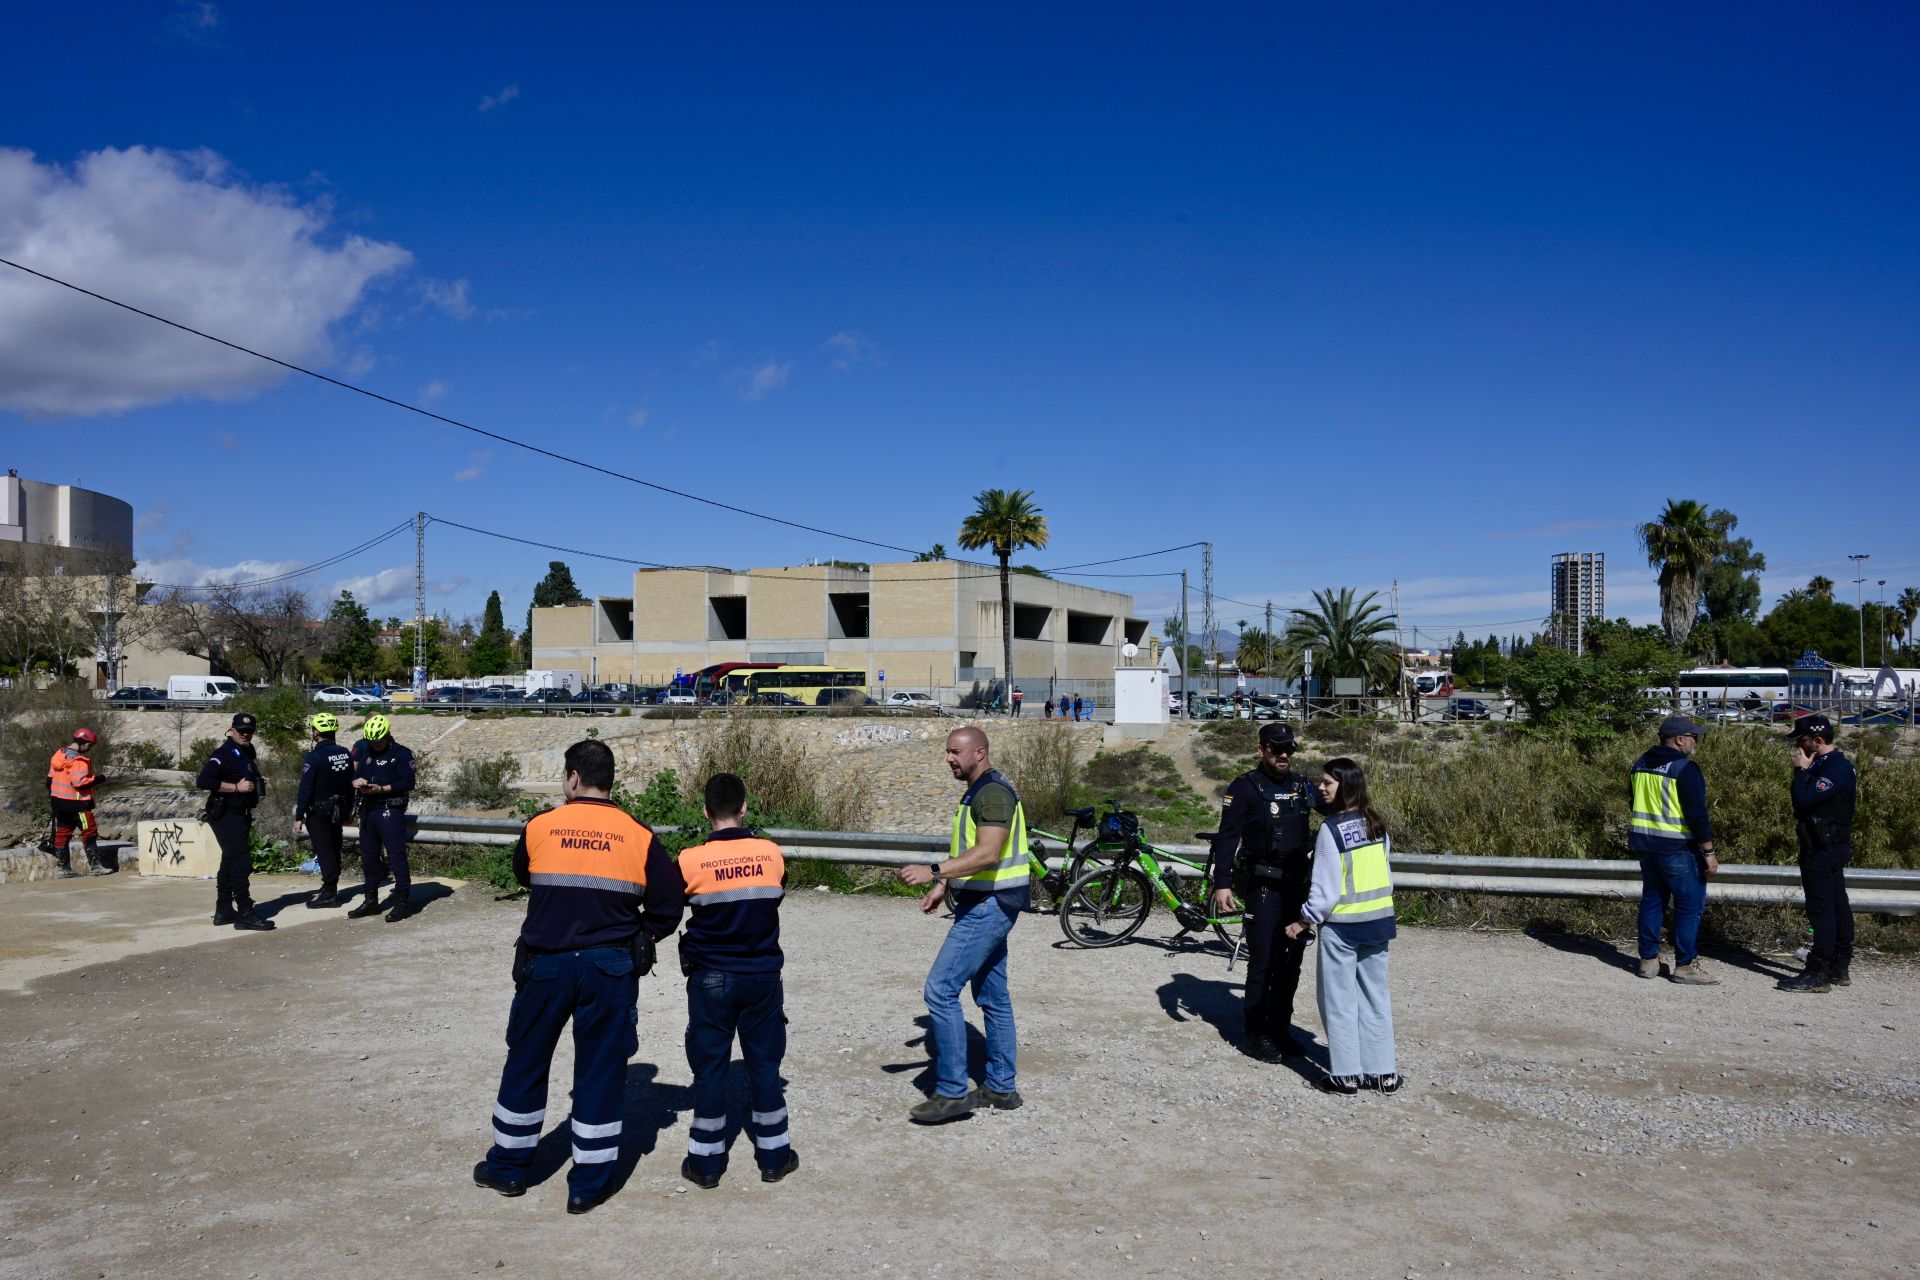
[108,685,166,705]
[815,687,873,707]
[571,689,623,705]
[747,691,809,708]
[313,685,381,706]
[884,691,944,712]
[524,687,573,705]
[660,689,700,706]
[1447,697,1493,722]
[465,688,511,704]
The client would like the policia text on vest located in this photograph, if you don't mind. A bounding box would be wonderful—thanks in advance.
[897,727,1028,1125]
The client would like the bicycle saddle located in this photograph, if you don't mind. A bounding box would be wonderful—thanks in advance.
[1067,807,1096,822]
[1193,831,1219,842]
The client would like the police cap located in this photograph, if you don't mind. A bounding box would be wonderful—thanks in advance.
[1259,722,1298,751]
[1785,713,1833,742]
[231,712,258,733]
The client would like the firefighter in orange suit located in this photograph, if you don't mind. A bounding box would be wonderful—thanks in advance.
[475,739,684,1215]
[47,727,110,877]
[669,771,799,1189]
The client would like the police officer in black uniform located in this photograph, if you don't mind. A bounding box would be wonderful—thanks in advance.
[348,715,418,922]
[293,712,356,908]
[195,712,273,931]
[1778,713,1858,994]
[1209,722,1318,1061]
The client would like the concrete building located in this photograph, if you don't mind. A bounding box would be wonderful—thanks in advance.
[1549,551,1605,652]
[1,470,135,573]
[531,561,1145,695]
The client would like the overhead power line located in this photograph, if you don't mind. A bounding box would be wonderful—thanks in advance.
[143,518,416,592]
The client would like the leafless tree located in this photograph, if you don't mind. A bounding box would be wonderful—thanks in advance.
[155,583,317,684]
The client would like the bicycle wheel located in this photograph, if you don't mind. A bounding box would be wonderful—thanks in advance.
[1059,865,1153,948]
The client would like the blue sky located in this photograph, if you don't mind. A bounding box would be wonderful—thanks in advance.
[3,2,1916,646]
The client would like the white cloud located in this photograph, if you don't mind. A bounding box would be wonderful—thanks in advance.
[332,566,466,604]
[825,331,878,370]
[478,85,521,113]
[740,361,791,401]
[626,408,649,428]
[0,146,411,416]
[135,556,304,588]
[453,449,490,482]
[419,277,474,320]
[419,379,450,404]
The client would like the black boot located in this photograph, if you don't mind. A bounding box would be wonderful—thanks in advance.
[232,909,275,932]
[212,903,237,926]
[54,852,81,880]
[84,844,111,876]
[1828,955,1852,987]
[308,889,342,909]
[347,894,384,919]
[1777,959,1831,994]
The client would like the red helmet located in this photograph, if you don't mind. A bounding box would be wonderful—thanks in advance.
[72,727,98,745]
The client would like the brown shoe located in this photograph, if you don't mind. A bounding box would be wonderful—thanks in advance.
[1637,957,1661,980]
[1669,961,1719,986]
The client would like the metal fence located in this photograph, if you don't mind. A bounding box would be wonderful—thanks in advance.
[353,816,1920,915]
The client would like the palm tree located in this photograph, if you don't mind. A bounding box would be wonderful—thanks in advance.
[956,489,1049,705]
[1776,587,1811,608]
[1637,499,1721,647]
[1235,627,1279,674]
[1281,588,1398,690]
[1807,575,1835,601]
[1898,586,1920,655]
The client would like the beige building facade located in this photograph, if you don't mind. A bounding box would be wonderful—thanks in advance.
[532,562,1145,693]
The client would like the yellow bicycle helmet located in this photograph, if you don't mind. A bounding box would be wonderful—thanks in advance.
[362,714,392,740]
[309,712,340,734]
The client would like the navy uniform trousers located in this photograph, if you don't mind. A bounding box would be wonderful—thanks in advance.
[486,947,638,1197]
[684,969,791,1178]
[358,805,410,901]
[210,810,256,913]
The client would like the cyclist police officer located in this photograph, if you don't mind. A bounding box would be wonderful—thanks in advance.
[196,712,272,931]
[348,715,417,922]
[1210,721,1320,1061]
[293,713,356,908]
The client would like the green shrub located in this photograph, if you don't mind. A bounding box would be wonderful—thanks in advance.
[445,754,524,809]
[226,686,312,753]
[113,740,174,771]
[248,827,302,874]
[1000,727,1083,828]
[180,736,222,772]
[1077,745,1214,838]
[0,685,123,828]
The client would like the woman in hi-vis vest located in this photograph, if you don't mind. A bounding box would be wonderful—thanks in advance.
[1287,756,1402,1097]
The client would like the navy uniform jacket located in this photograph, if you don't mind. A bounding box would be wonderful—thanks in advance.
[350,740,416,811]
[668,828,786,975]
[195,739,262,811]
[1791,748,1857,855]
[295,740,356,822]
[1208,766,1317,889]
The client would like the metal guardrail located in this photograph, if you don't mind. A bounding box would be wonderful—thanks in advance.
[353,816,1920,915]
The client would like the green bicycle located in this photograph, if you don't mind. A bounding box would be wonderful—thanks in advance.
[1024,805,1114,910]
[1058,810,1245,956]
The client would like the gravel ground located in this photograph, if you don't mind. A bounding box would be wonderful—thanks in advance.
[1,874,1916,1279]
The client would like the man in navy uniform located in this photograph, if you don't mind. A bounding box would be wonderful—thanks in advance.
[196,712,272,931]
[293,712,356,908]
[347,715,417,922]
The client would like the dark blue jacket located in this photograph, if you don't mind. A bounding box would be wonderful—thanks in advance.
[295,740,356,821]
[1791,748,1856,855]
[194,738,261,810]
[671,828,786,975]
[350,739,416,811]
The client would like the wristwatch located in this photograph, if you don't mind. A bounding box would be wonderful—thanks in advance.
[926,862,943,878]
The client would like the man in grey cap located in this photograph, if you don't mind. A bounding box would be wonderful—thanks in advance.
[1628,714,1719,983]
[1777,714,1856,993]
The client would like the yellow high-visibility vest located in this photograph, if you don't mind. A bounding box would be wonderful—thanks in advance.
[949,771,1031,892]
[1327,813,1394,924]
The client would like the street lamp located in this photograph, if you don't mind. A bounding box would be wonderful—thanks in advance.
[1847,554,1870,669]
[1879,579,1888,665]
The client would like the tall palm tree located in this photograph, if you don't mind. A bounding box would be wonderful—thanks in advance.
[1637,499,1721,647]
[1807,575,1835,601]
[1281,588,1398,690]
[1235,626,1279,674]
[956,489,1049,704]
[1898,586,1920,654]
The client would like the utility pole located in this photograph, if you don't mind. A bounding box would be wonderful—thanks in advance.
[102,564,121,693]
[1179,568,1190,711]
[1848,553,1869,669]
[1202,541,1217,695]
[1264,599,1274,685]
[414,512,428,694]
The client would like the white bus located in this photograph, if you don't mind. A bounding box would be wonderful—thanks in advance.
[1672,667,1790,707]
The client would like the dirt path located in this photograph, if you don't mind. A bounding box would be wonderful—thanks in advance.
[1,874,1915,1279]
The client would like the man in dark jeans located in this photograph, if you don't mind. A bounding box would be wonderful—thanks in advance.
[1778,714,1858,994]
[1627,715,1720,984]
[669,772,798,1188]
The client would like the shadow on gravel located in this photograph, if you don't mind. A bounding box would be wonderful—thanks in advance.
[881,1014,986,1096]
[516,1063,693,1197]
[1524,924,1795,981]
[1157,972,1329,1080]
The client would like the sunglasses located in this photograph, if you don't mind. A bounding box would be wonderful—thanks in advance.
[234,727,255,736]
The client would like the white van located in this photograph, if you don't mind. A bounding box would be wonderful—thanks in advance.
[167,675,240,704]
